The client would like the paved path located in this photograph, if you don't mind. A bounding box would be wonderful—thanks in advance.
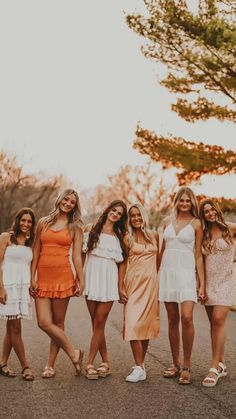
[0,299,236,419]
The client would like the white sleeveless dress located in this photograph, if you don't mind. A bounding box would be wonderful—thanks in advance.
[83,233,123,302]
[0,245,32,320]
[159,222,198,303]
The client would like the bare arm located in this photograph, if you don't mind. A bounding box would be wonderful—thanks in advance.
[0,233,11,304]
[72,226,85,296]
[227,221,236,236]
[194,219,206,301]
[30,219,44,294]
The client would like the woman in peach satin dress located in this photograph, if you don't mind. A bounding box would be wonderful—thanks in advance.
[30,189,85,378]
[119,204,159,383]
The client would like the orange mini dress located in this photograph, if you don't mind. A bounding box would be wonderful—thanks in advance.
[36,227,75,299]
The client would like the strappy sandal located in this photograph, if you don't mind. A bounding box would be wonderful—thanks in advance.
[0,364,17,378]
[163,364,181,378]
[21,366,34,381]
[73,349,84,376]
[42,366,55,379]
[85,364,99,380]
[179,367,191,385]
[202,368,219,387]
[97,362,111,378]
[218,362,227,378]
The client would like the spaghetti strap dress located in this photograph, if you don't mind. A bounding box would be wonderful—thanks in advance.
[0,245,32,320]
[36,227,75,299]
[204,238,235,306]
[159,222,198,303]
[123,238,160,341]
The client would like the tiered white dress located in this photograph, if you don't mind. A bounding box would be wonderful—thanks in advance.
[159,222,198,303]
[0,245,32,320]
[83,233,123,302]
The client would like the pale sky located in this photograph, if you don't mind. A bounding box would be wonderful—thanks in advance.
[0,0,235,198]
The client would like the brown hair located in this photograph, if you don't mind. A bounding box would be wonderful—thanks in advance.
[87,200,128,258]
[11,208,36,247]
[199,199,233,253]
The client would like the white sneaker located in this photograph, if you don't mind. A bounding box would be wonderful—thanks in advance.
[126,366,146,382]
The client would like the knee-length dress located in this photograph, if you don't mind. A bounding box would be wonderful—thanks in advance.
[83,233,123,302]
[204,238,235,306]
[36,227,75,299]
[159,222,198,303]
[123,239,160,341]
[0,245,32,320]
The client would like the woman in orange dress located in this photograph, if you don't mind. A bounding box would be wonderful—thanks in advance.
[119,204,160,383]
[30,189,84,378]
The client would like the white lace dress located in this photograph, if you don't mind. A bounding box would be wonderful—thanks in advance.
[0,245,32,320]
[159,222,198,303]
[83,233,123,302]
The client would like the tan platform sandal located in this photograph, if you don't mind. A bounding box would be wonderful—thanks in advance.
[42,366,55,379]
[202,368,219,387]
[0,364,16,378]
[97,362,111,378]
[85,365,99,380]
[163,364,181,378]
[21,366,34,381]
[179,367,191,385]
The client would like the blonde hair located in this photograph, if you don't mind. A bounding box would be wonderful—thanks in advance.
[128,203,153,245]
[173,187,199,218]
[199,199,233,253]
[44,188,83,233]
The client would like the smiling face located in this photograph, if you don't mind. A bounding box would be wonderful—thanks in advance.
[129,206,142,229]
[19,213,33,235]
[107,205,124,224]
[203,203,218,223]
[177,193,192,213]
[59,193,77,214]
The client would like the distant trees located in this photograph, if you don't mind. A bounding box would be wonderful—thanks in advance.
[0,151,62,232]
[126,0,236,185]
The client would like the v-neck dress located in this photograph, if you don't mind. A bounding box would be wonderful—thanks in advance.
[159,222,198,303]
[36,227,75,299]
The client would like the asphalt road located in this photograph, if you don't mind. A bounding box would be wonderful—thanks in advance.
[0,298,236,419]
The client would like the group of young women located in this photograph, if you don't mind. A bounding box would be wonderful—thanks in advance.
[0,187,235,388]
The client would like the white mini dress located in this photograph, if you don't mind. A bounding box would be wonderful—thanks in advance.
[83,233,123,302]
[159,222,198,303]
[0,245,32,320]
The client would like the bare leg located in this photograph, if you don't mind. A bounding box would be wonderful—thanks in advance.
[165,302,180,367]
[46,298,70,368]
[205,306,225,363]
[7,319,28,369]
[141,340,149,364]
[130,341,143,366]
[87,301,113,366]
[1,321,13,365]
[211,306,229,368]
[181,301,195,368]
[35,298,79,366]
[86,299,108,363]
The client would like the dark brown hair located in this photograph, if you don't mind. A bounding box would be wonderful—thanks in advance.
[87,200,128,259]
[199,199,233,252]
[10,208,36,247]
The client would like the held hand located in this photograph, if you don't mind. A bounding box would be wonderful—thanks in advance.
[74,278,85,297]
[0,287,7,305]
[119,288,128,304]
[198,286,207,303]
[29,278,37,298]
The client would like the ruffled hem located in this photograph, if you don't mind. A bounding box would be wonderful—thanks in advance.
[0,314,32,320]
[36,286,75,299]
[85,293,119,302]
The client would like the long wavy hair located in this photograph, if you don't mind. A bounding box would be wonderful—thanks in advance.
[10,208,36,247]
[87,200,128,258]
[128,203,153,245]
[44,189,83,233]
[199,199,233,253]
[173,186,199,218]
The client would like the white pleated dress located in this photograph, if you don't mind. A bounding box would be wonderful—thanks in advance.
[0,245,32,320]
[159,222,198,303]
[83,233,123,302]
